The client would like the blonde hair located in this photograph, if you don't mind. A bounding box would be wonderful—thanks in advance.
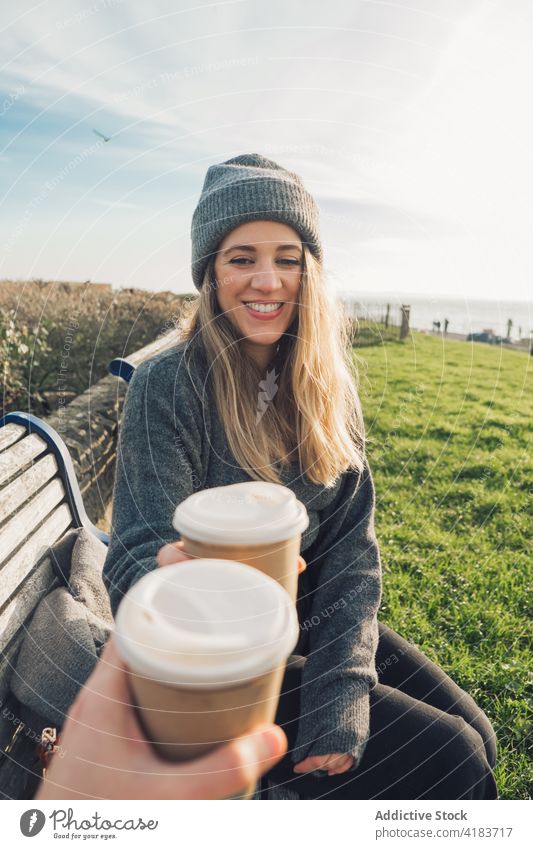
[178,245,365,487]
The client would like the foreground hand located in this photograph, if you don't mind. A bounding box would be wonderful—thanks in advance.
[157,540,307,574]
[293,753,355,776]
[35,637,287,800]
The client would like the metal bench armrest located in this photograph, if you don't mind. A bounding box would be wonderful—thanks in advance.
[0,412,108,546]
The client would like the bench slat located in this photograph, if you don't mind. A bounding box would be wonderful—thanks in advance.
[0,425,26,453]
[0,557,56,654]
[0,504,72,611]
[0,454,58,526]
[0,479,65,567]
[0,433,48,488]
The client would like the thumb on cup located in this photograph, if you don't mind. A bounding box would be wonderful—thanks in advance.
[175,724,288,800]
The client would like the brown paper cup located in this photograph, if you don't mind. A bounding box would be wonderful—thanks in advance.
[179,535,301,601]
[127,664,285,799]
[129,663,285,760]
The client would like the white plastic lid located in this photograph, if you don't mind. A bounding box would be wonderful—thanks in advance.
[172,481,309,545]
[114,559,299,688]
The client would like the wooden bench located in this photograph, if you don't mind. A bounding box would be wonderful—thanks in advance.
[0,331,180,798]
[0,329,181,797]
[0,412,109,798]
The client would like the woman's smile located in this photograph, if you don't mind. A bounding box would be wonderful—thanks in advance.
[242,301,286,320]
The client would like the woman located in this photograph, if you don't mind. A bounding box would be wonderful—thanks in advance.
[103,153,497,799]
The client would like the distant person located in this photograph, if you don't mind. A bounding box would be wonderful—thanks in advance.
[444,318,449,336]
[102,153,497,799]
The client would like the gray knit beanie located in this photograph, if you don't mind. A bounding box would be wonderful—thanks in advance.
[190,153,322,290]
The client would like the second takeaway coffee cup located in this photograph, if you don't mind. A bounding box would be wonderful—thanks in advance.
[114,558,299,797]
[173,481,309,600]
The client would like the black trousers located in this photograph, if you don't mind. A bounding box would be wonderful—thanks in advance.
[262,622,498,799]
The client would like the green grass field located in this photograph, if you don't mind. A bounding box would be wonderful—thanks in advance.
[356,333,532,799]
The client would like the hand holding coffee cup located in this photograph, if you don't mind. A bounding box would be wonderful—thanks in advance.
[171,482,309,600]
[35,637,288,801]
[114,558,299,798]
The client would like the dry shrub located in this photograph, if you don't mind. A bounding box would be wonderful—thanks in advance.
[0,280,190,415]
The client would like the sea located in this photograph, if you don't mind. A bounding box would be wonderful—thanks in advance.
[340,294,532,341]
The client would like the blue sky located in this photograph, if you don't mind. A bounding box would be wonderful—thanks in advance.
[1,0,532,301]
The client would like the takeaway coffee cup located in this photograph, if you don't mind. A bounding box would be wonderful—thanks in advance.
[172,481,309,600]
[114,558,299,798]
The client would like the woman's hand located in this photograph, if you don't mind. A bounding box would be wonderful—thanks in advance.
[35,637,287,800]
[156,539,191,566]
[293,753,355,776]
[156,540,307,574]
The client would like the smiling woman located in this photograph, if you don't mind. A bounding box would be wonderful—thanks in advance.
[183,154,364,486]
[180,257,361,481]
[102,153,498,800]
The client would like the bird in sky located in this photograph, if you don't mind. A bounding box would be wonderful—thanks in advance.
[92,128,111,142]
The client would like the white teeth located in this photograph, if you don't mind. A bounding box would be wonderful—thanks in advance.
[244,302,283,313]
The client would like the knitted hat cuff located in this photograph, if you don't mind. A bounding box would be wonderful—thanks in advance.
[190,155,322,290]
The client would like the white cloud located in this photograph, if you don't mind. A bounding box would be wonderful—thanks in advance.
[2,0,532,299]
[91,197,141,210]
